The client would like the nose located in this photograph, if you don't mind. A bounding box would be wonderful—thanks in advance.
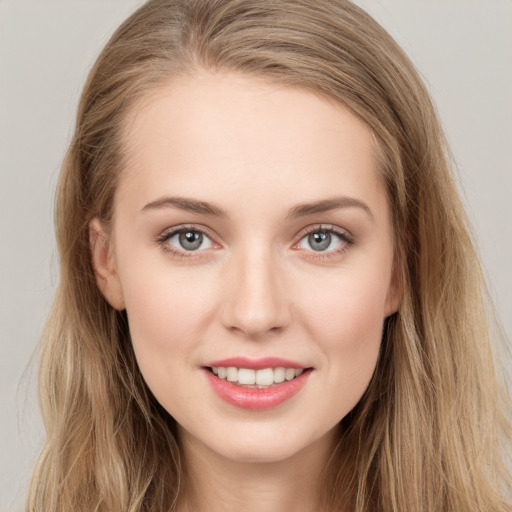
[220,244,292,338]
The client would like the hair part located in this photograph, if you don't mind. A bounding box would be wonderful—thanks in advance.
[28,1,511,511]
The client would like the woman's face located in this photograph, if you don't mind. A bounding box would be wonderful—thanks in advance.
[92,72,400,464]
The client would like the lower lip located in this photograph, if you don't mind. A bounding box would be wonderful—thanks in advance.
[204,369,312,411]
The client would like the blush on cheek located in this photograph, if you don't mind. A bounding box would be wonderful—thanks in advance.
[320,293,385,383]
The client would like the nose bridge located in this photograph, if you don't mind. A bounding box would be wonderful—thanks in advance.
[221,239,291,337]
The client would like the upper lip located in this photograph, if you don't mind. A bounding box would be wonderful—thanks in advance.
[203,357,309,370]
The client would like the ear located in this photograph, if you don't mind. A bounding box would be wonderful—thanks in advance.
[384,258,403,317]
[89,217,125,310]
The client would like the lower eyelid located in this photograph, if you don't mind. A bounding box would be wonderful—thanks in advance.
[293,227,354,259]
[155,227,212,256]
[156,225,353,260]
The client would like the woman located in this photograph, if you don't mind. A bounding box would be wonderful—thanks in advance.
[28,0,511,510]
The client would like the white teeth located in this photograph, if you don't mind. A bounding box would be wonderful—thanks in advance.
[256,368,274,386]
[238,368,256,385]
[285,368,295,381]
[226,367,238,382]
[274,367,285,383]
[210,366,306,387]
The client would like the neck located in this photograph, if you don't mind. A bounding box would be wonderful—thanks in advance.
[176,428,337,512]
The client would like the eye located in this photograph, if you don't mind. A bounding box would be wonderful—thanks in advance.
[296,226,353,255]
[160,228,213,252]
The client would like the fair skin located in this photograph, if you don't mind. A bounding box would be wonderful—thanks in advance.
[91,71,400,511]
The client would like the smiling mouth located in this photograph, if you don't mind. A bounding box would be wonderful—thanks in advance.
[203,362,313,410]
[207,366,311,388]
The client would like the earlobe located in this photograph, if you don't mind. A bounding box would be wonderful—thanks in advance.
[89,217,125,310]
[384,259,403,317]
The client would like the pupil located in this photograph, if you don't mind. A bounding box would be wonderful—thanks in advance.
[179,231,202,250]
[309,231,331,251]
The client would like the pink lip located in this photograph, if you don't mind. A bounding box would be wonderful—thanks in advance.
[204,357,308,370]
[203,367,312,411]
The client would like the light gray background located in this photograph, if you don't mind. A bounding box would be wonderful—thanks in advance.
[1,1,510,510]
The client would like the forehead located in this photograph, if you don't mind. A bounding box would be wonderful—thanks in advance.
[116,71,387,220]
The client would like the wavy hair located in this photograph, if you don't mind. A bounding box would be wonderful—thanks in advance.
[28,1,511,510]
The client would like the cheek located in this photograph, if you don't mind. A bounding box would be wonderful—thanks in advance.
[300,266,390,409]
[302,261,390,344]
[119,262,215,391]
[324,297,383,377]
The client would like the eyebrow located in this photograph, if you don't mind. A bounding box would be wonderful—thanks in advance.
[141,195,373,220]
[142,196,228,217]
[286,196,373,220]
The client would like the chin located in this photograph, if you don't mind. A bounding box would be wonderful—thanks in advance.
[216,441,301,464]
[186,419,337,466]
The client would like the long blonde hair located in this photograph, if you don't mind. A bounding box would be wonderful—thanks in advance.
[28,1,511,510]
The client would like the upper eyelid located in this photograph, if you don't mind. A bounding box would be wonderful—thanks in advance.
[160,224,217,240]
[157,224,354,256]
[156,225,220,256]
[159,222,350,236]
[295,224,353,241]
[157,223,353,250]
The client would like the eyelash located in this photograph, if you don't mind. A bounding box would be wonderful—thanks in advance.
[155,224,354,261]
[295,224,354,261]
[156,224,217,261]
